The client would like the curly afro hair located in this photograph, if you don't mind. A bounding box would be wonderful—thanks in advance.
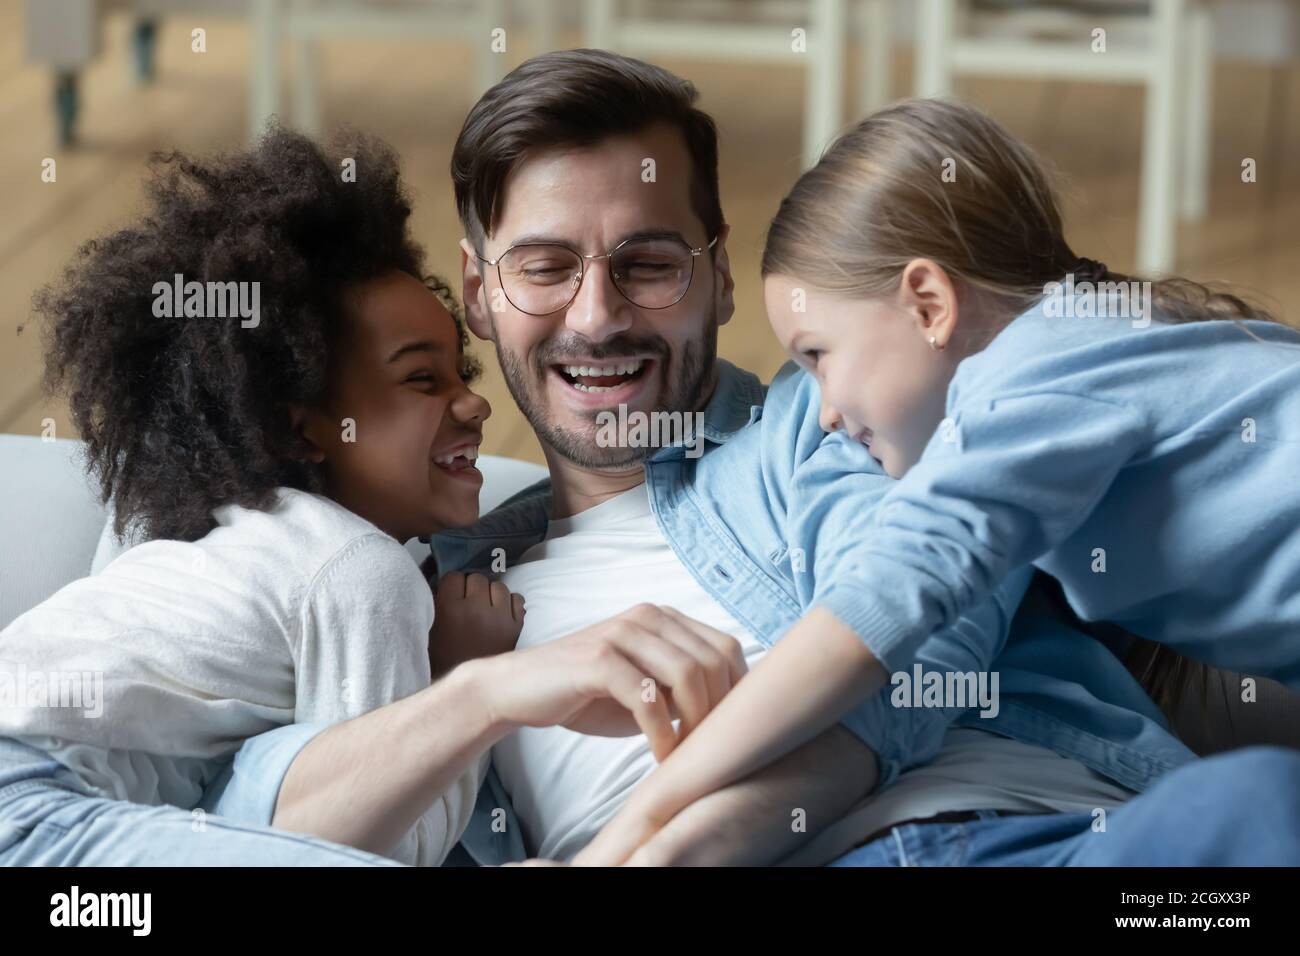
[36,124,477,543]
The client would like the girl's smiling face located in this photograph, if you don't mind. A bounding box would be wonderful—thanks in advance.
[296,270,491,542]
[763,261,967,478]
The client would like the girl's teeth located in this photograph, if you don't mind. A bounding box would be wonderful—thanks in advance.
[434,446,480,466]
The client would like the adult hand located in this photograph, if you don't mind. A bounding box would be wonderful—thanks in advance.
[476,604,747,762]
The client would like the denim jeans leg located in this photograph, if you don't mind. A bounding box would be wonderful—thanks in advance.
[828,746,1300,867]
[828,810,1089,867]
[0,737,402,867]
[1058,746,1300,866]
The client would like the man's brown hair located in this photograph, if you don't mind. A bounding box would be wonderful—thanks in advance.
[451,48,723,251]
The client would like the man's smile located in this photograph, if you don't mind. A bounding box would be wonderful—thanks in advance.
[556,358,649,392]
[548,357,658,409]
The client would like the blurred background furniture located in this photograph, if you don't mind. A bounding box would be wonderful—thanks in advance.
[913,0,1214,273]
[9,1,1300,464]
[583,0,893,168]
[249,0,542,139]
[24,0,555,143]
[24,0,252,146]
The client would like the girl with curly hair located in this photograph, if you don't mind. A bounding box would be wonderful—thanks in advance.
[0,126,739,866]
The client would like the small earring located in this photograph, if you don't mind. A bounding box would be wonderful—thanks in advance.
[928,335,944,352]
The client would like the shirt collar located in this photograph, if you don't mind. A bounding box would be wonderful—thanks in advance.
[698,358,768,444]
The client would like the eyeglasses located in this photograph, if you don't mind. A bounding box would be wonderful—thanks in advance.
[476,234,719,316]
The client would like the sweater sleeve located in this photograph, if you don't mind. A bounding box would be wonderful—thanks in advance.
[810,388,1151,672]
[765,365,1028,787]
[293,533,488,866]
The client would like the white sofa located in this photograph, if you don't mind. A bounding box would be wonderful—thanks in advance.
[2,433,1296,757]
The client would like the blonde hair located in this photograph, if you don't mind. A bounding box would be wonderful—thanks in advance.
[761,98,1288,719]
[762,98,1276,328]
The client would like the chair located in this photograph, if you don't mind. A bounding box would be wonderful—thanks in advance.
[24,0,252,146]
[582,0,894,169]
[913,0,1217,273]
[249,0,566,138]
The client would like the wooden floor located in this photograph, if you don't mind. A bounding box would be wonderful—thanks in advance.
[3,9,1299,465]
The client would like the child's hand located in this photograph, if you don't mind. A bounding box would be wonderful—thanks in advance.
[428,571,526,677]
[571,804,665,866]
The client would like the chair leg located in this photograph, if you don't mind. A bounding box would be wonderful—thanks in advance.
[803,0,847,169]
[582,0,615,50]
[857,0,891,115]
[54,71,79,148]
[249,0,283,140]
[914,0,956,98]
[531,0,558,55]
[473,0,507,97]
[1179,0,1213,223]
[291,35,321,136]
[132,19,157,85]
[1137,0,1182,274]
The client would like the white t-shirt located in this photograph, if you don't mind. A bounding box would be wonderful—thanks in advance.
[0,487,486,866]
[495,482,1135,862]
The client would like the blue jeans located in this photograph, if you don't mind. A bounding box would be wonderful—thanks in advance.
[828,746,1300,866]
[0,737,399,866]
[4,735,1297,866]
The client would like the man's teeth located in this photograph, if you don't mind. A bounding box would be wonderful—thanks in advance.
[561,360,644,378]
[560,360,644,392]
[434,446,480,466]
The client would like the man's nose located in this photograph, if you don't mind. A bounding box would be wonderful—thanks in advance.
[564,258,633,342]
[819,401,843,434]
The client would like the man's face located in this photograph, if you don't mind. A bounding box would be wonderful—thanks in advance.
[460,123,734,470]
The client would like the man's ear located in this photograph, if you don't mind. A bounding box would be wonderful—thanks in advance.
[897,258,960,349]
[459,237,494,341]
[289,403,328,465]
[712,223,736,328]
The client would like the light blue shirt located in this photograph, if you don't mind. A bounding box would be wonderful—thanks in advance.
[214,352,1199,865]
[806,303,1300,688]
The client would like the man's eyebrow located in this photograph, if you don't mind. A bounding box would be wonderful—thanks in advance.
[616,226,691,246]
[502,226,693,250]
[386,340,443,363]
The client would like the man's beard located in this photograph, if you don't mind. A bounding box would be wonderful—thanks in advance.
[493,309,719,470]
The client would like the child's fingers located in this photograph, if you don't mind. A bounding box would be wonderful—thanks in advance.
[464,572,491,604]
[435,570,467,599]
[488,579,512,610]
[511,591,526,623]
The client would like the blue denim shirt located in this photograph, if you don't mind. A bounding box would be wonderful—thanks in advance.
[218,358,1194,865]
[429,359,1194,865]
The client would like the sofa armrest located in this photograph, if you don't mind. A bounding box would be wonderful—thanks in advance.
[0,435,107,629]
